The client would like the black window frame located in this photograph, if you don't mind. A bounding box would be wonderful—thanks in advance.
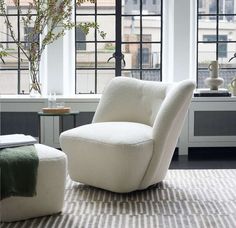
[0,5,39,94]
[75,0,163,94]
[196,0,236,87]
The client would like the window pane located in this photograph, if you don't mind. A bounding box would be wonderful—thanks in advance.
[75,27,87,44]
[123,16,140,42]
[97,16,115,41]
[97,0,115,14]
[122,70,141,78]
[198,43,217,66]
[97,70,115,93]
[0,16,18,42]
[0,70,17,94]
[218,41,228,60]
[142,16,161,42]
[142,43,160,69]
[142,70,160,81]
[0,43,18,69]
[123,0,140,15]
[97,42,116,68]
[226,43,236,67]
[76,43,95,68]
[20,70,30,94]
[198,69,209,88]
[122,43,140,69]
[20,49,30,69]
[76,70,95,94]
[20,16,38,42]
[4,0,17,14]
[76,2,95,14]
[219,0,235,15]
[20,2,37,14]
[199,0,217,14]
[76,16,95,41]
[219,17,236,42]
[198,17,217,42]
[142,0,161,15]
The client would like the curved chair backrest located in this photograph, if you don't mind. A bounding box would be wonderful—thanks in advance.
[93,77,170,126]
[93,77,195,188]
[140,80,195,189]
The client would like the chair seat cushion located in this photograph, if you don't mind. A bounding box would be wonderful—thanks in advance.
[60,122,154,193]
[64,122,153,145]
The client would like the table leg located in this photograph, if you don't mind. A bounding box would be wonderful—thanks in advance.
[73,114,77,128]
[59,116,63,134]
[38,115,41,143]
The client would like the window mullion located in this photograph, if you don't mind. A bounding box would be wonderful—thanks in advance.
[140,0,143,80]
[216,0,219,60]
[17,2,20,94]
[115,0,122,76]
[95,2,98,93]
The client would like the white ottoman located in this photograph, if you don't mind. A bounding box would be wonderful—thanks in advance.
[0,144,67,222]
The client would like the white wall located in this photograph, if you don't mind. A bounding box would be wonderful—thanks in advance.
[163,0,196,83]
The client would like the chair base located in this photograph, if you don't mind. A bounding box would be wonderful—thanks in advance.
[60,122,153,193]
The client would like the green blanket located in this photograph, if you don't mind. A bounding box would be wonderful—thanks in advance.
[0,145,39,200]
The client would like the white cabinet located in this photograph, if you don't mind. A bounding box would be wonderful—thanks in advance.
[179,97,236,155]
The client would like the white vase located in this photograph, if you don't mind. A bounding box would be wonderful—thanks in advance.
[205,61,224,90]
[204,77,224,90]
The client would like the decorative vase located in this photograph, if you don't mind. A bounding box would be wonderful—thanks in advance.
[231,77,236,96]
[204,60,224,90]
[29,82,42,97]
[204,77,224,90]
[29,62,41,96]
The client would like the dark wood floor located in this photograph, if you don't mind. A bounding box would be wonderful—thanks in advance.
[170,147,236,169]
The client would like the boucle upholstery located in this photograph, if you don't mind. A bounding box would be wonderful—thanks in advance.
[60,77,195,193]
[1,144,67,222]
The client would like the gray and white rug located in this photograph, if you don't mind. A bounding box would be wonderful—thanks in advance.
[2,169,236,228]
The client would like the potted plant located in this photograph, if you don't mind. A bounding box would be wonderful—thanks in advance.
[0,0,105,95]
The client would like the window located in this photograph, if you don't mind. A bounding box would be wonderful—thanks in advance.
[199,0,203,9]
[76,28,86,50]
[0,4,38,94]
[75,0,162,94]
[197,0,236,88]
[24,27,39,50]
[203,35,227,58]
[138,48,150,65]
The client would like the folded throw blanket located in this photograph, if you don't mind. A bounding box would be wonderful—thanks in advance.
[0,145,39,200]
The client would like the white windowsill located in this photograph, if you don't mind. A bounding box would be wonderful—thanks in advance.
[0,94,102,102]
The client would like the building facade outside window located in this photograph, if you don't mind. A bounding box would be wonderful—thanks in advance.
[197,0,236,88]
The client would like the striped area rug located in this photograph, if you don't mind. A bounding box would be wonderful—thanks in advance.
[2,169,236,228]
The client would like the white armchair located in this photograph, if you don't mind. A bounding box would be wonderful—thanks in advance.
[60,77,195,193]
